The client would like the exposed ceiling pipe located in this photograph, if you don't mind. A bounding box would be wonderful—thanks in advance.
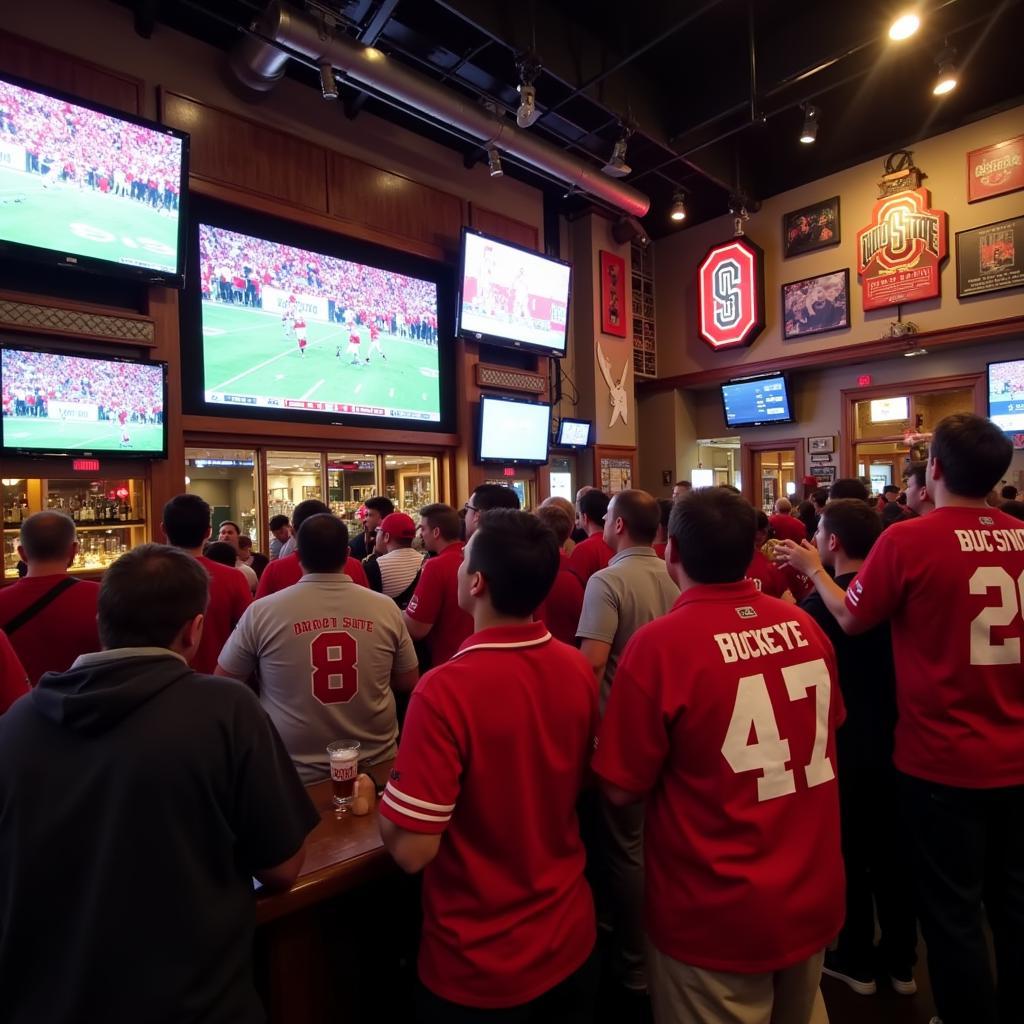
[228,2,651,218]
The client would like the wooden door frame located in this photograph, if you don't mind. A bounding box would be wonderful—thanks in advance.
[740,437,805,507]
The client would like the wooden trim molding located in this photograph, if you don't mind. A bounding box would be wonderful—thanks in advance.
[183,417,459,450]
[0,289,156,347]
[474,364,547,395]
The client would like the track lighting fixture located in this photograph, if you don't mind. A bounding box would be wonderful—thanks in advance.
[669,192,687,223]
[932,47,958,95]
[319,63,338,101]
[515,52,542,128]
[486,145,503,177]
[799,104,819,144]
[602,129,633,179]
[888,11,920,41]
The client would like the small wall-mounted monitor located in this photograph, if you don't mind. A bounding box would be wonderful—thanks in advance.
[476,395,551,465]
[720,372,795,429]
[556,417,592,449]
[988,358,1024,436]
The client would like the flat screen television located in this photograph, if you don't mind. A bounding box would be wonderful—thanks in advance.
[457,228,571,357]
[556,417,592,449]
[720,372,795,428]
[988,358,1024,436]
[180,198,454,434]
[0,72,188,287]
[477,395,551,465]
[0,345,168,458]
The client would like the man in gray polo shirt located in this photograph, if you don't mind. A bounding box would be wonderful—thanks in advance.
[577,488,679,999]
[217,514,419,783]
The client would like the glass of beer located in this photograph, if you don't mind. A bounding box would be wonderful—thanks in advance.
[327,740,360,811]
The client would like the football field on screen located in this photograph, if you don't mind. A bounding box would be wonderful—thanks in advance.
[0,167,178,273]
[2,417,164,453]
[200,302,441,419]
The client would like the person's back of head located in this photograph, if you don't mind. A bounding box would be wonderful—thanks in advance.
[656,498,673,541]
[930,413,1013,499]
[98,544,209,651]
[162,493,211,550]
[796,500,818,537]
[880,502,906,528]
[465,509,559,617]
[1000,484,1018,502]
[811,487,829,511]
[203,541,237,567]
[19,510,76,566]
[296,513,350,573]
[472,483,521,513]
[606,489,660,546]
[578,488,609,530]
[1000,499,1024,522]
[540,495,576,525]
[291,498,331,533]
[820,499,882,560]
[535,505,572,548]
[774,497,792,515]
[829,478,870,503]
[669,488,755,584]
[379,512,416,549]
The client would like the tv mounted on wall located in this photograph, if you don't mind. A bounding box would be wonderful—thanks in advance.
[556,417,593,449]
[720,372,795,429]
[988,358,1024,437]
[476,394,551,465]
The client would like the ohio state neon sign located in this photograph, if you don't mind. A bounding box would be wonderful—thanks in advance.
[697,236,765,350]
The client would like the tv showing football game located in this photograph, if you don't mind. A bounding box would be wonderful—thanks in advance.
[988,358,1024,436]
[0,73,188,286]
[457,228,571,357]
[720,372,795,428]
[556,417,592,449]
[477,395,551,465]
[0,345,167,458]
[181,202,454,433]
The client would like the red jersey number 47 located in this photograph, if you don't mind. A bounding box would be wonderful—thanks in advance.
[310,631,360,705]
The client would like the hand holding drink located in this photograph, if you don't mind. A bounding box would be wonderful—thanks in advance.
[327,740,360,811]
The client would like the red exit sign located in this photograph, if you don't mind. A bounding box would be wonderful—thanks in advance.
[72,459,100,472]
[857,374,872,387]
[503,468,516,477]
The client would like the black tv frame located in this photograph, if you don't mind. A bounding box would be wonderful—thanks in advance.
[719,371,796,429]
[476,394,551,466]
[555,416,593,449]
[0,70,189,288]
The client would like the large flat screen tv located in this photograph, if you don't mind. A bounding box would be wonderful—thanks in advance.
[0,73,188,287]
[556,417,592,449]
[988,358,1024,436]
[477,395,551,465]
[1,345,168,458]
[180,199,454,434]
[457,228,571,358]
[720,372,795,428]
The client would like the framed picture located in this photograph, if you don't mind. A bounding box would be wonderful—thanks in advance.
[810,453,834,464]
[808,436,835,454]
[809,465,836,485]
[956,216,1024,298]
[783,196,840,257]
[967,135,1024,203]
[599,250,627,337]
[782,270,850,339]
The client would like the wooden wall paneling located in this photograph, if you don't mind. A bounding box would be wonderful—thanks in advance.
[469,205,540,251]
[161,92,329,214]
[326,153,464,254]
[0,31,142,113]
[183,416,459,450]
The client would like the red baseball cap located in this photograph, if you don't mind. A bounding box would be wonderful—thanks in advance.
[380,512,416,540]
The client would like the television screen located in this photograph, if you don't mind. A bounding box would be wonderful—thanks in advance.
[720,372,795,428]
[477,395,551,465]
[187,217,450,430]
[0,73,188,286]
[557,417,592,448]
[458,228,571,357]
[988,358,1024,435]
[1,346,167,458]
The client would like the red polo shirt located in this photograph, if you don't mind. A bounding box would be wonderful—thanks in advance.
[769,514,807,545]
[0,631,29,713]
[746,549,789,598]
[535,550,585,645]
[192,556,253,675]
[380,621,597,1007]
[254,551,368,599]
[567,532,613,586]
[404,542,473,667]
[594,580,844,973]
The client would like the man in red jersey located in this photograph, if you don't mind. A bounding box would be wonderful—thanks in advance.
[0,512,100,684]
[255,500,368,598]
[161,494,251,675]
[769,497,807,545]
[595,487,843,1024]
[569,488,613,585]
[534,504,584,645]
[404,502,473,669]
[380,509,599,1021]
[777,413,1024,1024]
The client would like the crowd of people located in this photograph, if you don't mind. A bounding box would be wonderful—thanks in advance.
[0,81,181,208]
[0,412,1021,1024]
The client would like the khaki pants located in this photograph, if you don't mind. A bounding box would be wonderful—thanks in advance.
[647,941,829,1024]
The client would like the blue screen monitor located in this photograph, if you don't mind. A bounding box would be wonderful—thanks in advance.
[720,372,795,428]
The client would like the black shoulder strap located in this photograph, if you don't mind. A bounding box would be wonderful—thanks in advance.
[363,556,383,593]
[2,576,80,636]
[393,567,422,610]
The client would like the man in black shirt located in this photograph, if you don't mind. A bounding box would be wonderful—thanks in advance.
[0,544,319,1024]
[350,495,395,561]
[799,500,917,998]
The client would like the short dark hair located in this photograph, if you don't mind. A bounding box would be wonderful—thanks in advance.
[673,480,692,490]
[269,514,290,531]
[608,489,661,544]
[821,499,882,559]
[467,509,559,617]
[830,478,870,502]
[98,544,208,650]
[162,493,211,549]
[472,483,521,512]
[1001,499,1024,522]
[881,502,906,528]
[755,509,770,533]
[291,499,330,531]
[578,488,609,526]
[657,498,673,532]
[203,541,237,567]
[218,519,241,533]
[296,513,350,573]
[811,487,829,509]
[1001,485,1019,501]
[237,536,253,550]
[363,496,395,517]
[882,485,900,496]
[905,461,927,490]
[19,511,76,561]
[419,503,461,541]
[669,487,755,584]
[930,413,1012,498]
[535,504,572,545]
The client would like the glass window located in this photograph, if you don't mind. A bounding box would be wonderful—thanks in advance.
[384,455,437,516]
[266,450,322,537]
[327,453,379,539]
[185,447,258,543]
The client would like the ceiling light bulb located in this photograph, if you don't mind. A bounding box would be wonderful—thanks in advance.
[486,146,503,177]
[889,12,920,41]
[669,193,687,222]
[602,136,632,178]
[933,62,958,95]
[516,83,539,128]
[799,104,818,144]
[319,64,338,101]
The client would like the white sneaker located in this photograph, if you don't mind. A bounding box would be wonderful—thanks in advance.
[929,1017,943,1024]
[890,971,918,995]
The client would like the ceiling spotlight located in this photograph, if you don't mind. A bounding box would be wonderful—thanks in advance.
[515,52,542,128]
[888,11,920,41]
[799,104,819,144]
[319,64,338,101]
[669,192,687,222]
[602,132,632,178]
[486,145,503,177]
[932,47,958,95]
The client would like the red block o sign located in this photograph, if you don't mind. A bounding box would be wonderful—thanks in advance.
[697,237,766,351]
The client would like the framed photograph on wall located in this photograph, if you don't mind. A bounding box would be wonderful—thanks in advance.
[782,270,850,339]
[956,216,1024,297]
[967,135,1024,203]
[599,250,627,337]
[783,196,840,257]
[808,436,835,454]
